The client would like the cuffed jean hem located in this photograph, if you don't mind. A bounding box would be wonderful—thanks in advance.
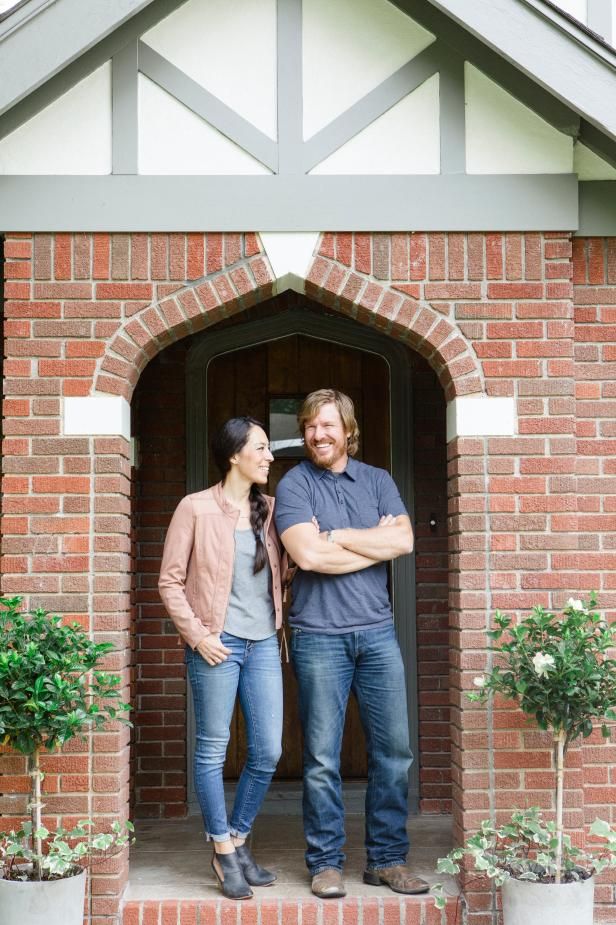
[207,831,232,843]
[206,829,251,842]
[366,858,407,871]
[310,864,344,876]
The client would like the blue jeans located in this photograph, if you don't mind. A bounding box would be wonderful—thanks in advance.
[185,632,283,841]
[291,623,412,874]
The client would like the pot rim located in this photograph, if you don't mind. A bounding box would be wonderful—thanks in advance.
[503,874,595,887]
[0,864,86,883]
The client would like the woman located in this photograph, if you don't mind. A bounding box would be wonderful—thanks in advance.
[159,417,284,900]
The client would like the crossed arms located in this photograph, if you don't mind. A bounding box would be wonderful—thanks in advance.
[279,514,413,575]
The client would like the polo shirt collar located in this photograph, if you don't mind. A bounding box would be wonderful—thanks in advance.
[305,456,358,481]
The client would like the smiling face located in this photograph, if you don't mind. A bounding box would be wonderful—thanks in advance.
[303,401,350,473]
[231,425,274,485]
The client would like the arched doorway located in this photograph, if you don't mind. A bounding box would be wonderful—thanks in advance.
[128,287,451,902]
[185,294,418,809]
[129,287,451,827]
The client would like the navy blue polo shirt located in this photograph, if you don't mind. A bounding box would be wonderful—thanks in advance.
[275,457,408,633]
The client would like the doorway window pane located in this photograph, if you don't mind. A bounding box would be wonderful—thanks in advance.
[269,397,304,457]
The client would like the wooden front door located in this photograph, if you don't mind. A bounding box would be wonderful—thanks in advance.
[206,334,391,780]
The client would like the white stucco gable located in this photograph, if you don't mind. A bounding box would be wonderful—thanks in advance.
[1,0,613,180]
[0,0,615,232]
[141,0,278,140]
[465,64,573,174]
[0,63,112,174]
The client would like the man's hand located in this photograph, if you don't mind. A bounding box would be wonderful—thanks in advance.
[378,515,396,527]
[196,633,232,666]
[318,514,395,541]
[330,515,413,561]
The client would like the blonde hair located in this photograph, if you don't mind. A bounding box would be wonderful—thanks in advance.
[298,389,360,457]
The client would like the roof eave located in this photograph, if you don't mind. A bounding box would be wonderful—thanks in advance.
[0,0,156,118]
[412,0,616,141]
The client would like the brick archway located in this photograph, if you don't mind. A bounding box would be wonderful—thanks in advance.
[92,233,483,402]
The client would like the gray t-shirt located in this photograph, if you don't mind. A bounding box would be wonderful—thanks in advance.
[275,457,408,633]
[223,528,276,641]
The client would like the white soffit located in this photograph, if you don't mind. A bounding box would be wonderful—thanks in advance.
[64,396,131,440]
[141,0,277,140]
[446,396,516,441]
[0,63,112,175]
[259,232,320,292]
[574,142,616,179]
[311,75,439,175]
[138,75,271,175]
[465,64,573,175]
[302,0,435,139]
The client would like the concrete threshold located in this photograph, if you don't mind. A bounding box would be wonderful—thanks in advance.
[125,813,457,903]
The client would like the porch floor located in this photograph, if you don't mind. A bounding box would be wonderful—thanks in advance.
[126,811,457,901]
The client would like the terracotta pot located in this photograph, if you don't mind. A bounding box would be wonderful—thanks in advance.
[0,866,86,925]
[501,875,594,925]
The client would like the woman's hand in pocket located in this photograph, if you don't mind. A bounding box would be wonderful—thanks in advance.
[196,633,232,666]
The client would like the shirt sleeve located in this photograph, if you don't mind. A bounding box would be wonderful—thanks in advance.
[275,470,316,536]
[376,470,408,519]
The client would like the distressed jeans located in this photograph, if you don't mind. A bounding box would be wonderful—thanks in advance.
[185,632,283,841]
[290,623,413,874]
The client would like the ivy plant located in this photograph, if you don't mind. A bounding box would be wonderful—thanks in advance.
[433,810,616,908]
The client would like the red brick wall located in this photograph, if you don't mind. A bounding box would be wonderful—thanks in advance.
[3,230,616,923]
[573,238,616,919]
[131,340,189,819]
[413,357,450,814]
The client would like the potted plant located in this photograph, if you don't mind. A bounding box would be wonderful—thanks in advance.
[0,596,133,925]
[433,595,616,925]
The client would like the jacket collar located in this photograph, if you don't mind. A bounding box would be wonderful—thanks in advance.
[212,481,274,519]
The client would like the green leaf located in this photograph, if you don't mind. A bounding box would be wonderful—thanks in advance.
[436,857,459,875]
[590,819,613,838]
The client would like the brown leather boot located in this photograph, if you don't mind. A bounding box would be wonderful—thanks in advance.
[363,865,429,894]
[311,868,346,898]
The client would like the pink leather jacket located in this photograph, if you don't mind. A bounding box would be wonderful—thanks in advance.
[158,482,285,650]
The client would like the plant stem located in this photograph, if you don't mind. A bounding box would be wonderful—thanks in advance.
[28,750,43,880]
[555,729,566,884]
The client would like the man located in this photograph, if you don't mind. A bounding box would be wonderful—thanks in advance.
[275,388,428,899]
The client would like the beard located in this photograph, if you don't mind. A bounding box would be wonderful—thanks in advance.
[306,438,347,470]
